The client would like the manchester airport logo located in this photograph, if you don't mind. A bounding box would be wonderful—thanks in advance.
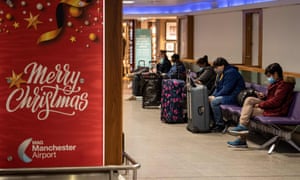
[17,138,77,163]
[18,138,33,163]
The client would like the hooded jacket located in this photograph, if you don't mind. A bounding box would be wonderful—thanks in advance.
[212,65,245,104]
[167,61,186,80]
[259,77,295,116]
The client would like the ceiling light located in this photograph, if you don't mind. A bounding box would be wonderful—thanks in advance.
[123,0,135,4]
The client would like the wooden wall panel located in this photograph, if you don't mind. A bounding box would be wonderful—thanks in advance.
[105,0,123,165]
[178,16,194,59]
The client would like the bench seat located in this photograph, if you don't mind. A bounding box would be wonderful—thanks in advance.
[220,83,300,154]
[220,105,241,115]
[253,116,300,125]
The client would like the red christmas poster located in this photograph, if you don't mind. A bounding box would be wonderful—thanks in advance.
[0,0,104,168]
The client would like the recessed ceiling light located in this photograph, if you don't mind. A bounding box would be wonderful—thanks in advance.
[123,0,135,4]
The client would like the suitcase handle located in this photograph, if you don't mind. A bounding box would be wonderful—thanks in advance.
[138,60,146,67]
[198,106,204,116]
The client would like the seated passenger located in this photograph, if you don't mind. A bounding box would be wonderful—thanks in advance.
[209,57,245,132]
[167,54,186,80]
[227,63,295,148]
[193,55,216,95]
[157,50,171,74]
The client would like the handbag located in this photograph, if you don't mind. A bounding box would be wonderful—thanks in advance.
[237,88,258,106]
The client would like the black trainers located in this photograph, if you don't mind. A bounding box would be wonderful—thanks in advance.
[227,138,248,148]
[211,125,225,133]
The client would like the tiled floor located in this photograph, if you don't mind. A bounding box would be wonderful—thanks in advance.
[122,81,300,180]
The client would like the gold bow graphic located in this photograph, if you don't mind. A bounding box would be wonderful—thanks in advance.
[37,0,91,44]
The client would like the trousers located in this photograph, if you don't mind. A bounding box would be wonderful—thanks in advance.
[239,97,264,126]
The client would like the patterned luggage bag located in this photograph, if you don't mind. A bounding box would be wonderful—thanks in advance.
[161,79,186,123]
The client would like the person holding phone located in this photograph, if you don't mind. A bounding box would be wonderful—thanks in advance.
[227,63,295,148]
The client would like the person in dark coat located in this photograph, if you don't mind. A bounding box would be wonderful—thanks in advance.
[227,63,295,148]
[209,57,245,132]
[194,55,216,95]
[167,53,186,80]
[157,50,171,74]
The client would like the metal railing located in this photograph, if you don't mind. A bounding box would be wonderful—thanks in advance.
[0,152,141,180]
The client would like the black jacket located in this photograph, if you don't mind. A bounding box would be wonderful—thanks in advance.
[157,58,171,73]
[196,65,216,95]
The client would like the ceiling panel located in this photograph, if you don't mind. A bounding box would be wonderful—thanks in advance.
[123,0,211,6]
[123,0,300,7]
[123,0,300,16]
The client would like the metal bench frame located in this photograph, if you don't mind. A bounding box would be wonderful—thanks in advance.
[249,121,300,154]
[221,107,300,154]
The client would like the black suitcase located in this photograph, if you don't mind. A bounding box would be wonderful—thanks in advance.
[132,73,143,96]
[142,72,161,108]
[134,60,149,73]
[132,60,149,96]
[186,77,210,133]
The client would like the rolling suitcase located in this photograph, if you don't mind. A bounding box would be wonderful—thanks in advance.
[132,73,142,96]
[186,80,210,133]
[161,79,186,123]
[132,60,149,96]
[142,72,161,108]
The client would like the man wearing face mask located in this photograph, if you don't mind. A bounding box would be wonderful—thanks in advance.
[209,57,245,132]
[157,50,171,74]
[227,63,295,148]
[193,55,216,95]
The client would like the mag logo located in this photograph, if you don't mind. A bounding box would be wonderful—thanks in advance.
[18,138,77,163]
[5,62,89,120]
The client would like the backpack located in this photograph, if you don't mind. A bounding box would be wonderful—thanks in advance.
[237,88,258,106]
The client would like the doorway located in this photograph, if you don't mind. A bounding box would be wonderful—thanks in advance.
[243,9,262,67]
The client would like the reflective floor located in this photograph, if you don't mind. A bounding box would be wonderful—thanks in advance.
[122,80,300,180]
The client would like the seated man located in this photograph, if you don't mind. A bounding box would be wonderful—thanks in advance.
[193,55,216,95]
[167,54,186,80]
[227,63,295,148]
[157,50,171,74]
[209,57,245,132]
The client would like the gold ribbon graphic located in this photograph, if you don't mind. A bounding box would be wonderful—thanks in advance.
[37,0,90,44]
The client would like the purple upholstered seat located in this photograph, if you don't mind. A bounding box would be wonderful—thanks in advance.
[245,82,252,88]
[253,92,300,125]
[227,105,242,114]
[251,83,267,94]
[220,104,232,110]
[221,105,241,114]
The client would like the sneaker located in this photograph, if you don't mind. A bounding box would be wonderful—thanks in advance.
[126,95,136,101]
[228,124,249,136]
[210,125,225,133]
[227,138,248,148]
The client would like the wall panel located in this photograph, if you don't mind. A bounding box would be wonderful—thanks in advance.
[105,0,123,165]
[194,12,243,63]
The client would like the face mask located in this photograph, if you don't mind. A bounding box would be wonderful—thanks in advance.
[160,58,164,64]
[215,69,223,74]
[267,76,276,84]
[199,67,204,72]
[215,66,223,74]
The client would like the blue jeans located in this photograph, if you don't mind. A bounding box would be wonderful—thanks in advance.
[210,96,224,126]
